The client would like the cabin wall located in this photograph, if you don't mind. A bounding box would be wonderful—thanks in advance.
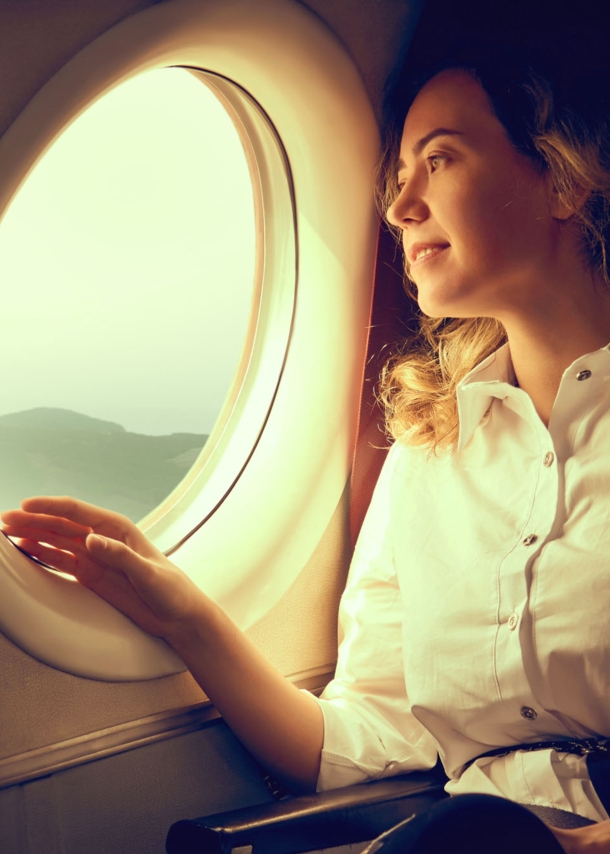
[0,1,419,851]
[0,0,418,138]
[0,724,275,854]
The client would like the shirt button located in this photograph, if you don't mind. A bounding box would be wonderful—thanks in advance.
[508,613,519,630]
[543,452,555,467]
[576,369,592,381]
[521,706,538,720]
[523,534,538,546]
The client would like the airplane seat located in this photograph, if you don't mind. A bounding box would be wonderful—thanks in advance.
[165,760,449,854]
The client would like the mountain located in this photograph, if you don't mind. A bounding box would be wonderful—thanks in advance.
[0,408,208,523]
[0,407,125,433]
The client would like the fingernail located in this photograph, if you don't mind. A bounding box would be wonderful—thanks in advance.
[87,534,106,549]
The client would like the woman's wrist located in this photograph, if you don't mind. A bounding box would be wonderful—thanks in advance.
[161,590,222,655]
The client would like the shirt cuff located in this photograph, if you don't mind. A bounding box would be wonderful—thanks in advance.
[306,690,440,792]
[314,695,386,791]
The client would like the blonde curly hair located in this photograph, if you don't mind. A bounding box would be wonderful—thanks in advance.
[376,40,610,452]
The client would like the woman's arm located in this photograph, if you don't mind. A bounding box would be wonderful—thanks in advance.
[0,497,324,794]
[164,591,324,794]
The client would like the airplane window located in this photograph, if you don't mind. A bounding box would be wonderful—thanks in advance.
[0,68,256,525]
[0,0,375,677]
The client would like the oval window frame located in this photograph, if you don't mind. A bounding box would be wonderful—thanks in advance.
[0,0,379,680]
[138,69,298,556]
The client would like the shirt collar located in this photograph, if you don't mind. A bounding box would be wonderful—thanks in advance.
[456,340,610,452]
[456,342,517,452]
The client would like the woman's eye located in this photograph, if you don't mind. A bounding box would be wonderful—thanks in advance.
[427,154,447,171]
[395,154,447,191]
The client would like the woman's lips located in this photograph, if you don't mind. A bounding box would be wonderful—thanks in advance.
[410,245,450,269]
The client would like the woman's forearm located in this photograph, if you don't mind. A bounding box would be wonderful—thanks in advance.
[168,596,325,794]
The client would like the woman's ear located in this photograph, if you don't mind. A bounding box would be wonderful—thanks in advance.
[549,181,591,220]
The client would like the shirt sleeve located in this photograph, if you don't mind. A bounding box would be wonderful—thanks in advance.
[312,440,438,792]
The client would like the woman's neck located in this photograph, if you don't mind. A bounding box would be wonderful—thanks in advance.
[503,288,610,427]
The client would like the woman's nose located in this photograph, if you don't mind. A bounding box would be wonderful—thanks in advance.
[386,179,427,229]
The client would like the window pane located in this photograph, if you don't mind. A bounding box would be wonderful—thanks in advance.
[0,68,256,523]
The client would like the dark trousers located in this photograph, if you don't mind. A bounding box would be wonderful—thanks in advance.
[367,793,571,853]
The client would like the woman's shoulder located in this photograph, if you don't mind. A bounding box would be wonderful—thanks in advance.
[386,434,455,479]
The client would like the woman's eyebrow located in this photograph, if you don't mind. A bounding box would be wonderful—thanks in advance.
[397,128,465,168]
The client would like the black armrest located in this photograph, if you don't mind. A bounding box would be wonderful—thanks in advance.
[165,761,449,854]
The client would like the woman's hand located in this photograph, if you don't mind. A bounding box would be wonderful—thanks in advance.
[0,496,208,647]
[1,495,326,794]
[547,819,610,853]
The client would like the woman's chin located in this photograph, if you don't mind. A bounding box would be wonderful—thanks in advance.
[416,292,460,319]
[414,280,483,320]
[418,305,447,319]
[412,275,457,318]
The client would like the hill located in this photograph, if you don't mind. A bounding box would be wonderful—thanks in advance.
[0,408,208,523]
[0,407,126,433]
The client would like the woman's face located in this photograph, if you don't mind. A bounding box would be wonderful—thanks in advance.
[386,69,557,320]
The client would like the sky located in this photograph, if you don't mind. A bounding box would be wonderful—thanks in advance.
[0,68,256,436]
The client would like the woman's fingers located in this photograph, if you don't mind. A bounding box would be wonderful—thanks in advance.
[86,534,205,628]
[5,525,155,595]
[85,533,161,597]
[2,496,203,641]
[2,525,89,554]
[21,495,109,523]
[1,496,158,559]
[1,511,92,539]
[9,526,173,633]
[5,526,104,579]
[80,533,154,594]
[83,534,194,634]
[17,496,129,540]
[12,537,79,575]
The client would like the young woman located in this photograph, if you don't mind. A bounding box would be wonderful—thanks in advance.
[3,40,610,854]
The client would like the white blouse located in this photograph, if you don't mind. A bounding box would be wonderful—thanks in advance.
[313,341,610,823]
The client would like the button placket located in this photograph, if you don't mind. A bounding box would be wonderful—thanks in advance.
[515,417,559,553]
[494,450,558,706]
[491,405,562,709]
